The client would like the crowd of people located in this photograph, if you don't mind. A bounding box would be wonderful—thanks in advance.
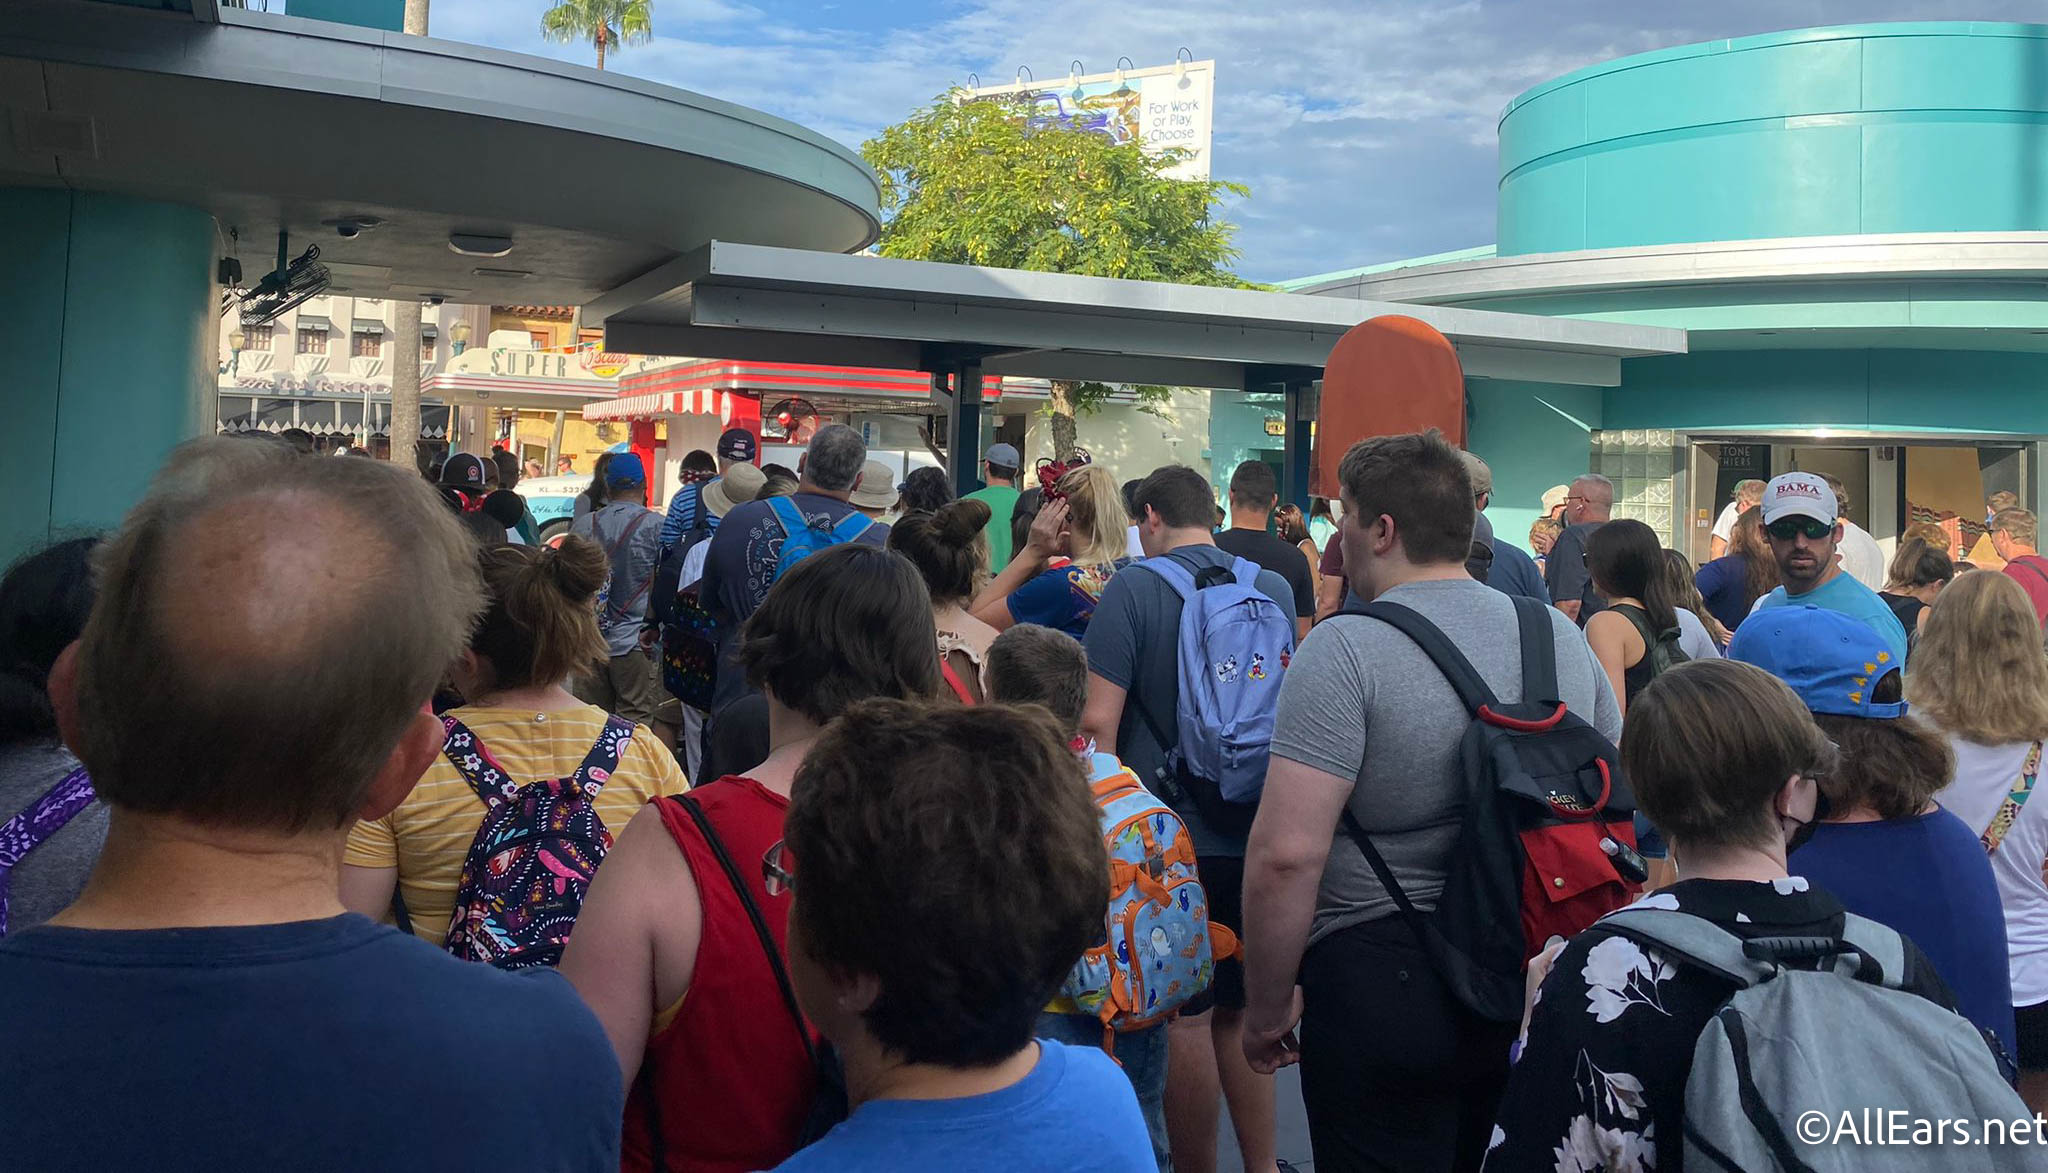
[4,419,2048,1172]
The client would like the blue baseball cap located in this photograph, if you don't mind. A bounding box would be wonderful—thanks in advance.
[605,452,646,486]
[986,443,1021,472]
[1727,605,1905,719]
[717,427,758,462]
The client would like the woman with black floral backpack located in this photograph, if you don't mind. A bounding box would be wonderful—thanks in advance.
[341,535,684,955]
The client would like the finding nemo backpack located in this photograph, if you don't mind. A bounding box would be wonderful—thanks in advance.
[441,714,635,969]
[1060,767,1239,1048]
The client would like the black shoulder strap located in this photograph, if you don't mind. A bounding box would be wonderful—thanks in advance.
[1358,600,1500,714]
[670,794,817,1064]
[1512,595,1562,706]
[1339,808,1433,954]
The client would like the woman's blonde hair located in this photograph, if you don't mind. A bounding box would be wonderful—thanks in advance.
[1058,465,1130,571]
[1906,569,2048,744]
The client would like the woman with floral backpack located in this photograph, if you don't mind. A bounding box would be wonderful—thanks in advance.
[1918,569,2048,1112]
[341,535,685,958]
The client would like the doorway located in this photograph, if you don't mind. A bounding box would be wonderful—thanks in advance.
[1687,436,2034,565]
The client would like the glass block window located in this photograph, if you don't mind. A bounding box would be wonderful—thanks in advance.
[1590,428,1682,546]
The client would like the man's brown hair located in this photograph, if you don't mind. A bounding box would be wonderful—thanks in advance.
[984,624,1088,735]
[1621,659,1836,852]
[785,699,1107,1067]
[73,437,483,831]
[740,544,941,724]
[1134,465,1218,531]
[1337,429,1473,565]
[1228,460,1279,511]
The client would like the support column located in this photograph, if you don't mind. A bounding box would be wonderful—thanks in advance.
[1281,379,1316,511]
[945,359,984,497]
[1,189,215,562]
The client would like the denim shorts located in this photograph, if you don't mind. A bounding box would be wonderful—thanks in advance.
[1037,1013,1168,1172]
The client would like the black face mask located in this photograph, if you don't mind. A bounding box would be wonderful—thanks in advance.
[1784,788,1834,855]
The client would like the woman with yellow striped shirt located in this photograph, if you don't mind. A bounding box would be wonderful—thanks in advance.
[341,535,686,942]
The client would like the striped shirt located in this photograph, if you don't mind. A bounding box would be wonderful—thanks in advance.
[344,703,688,943]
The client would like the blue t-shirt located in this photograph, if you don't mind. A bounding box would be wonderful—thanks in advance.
[1694,554,1753,633]
[772,1039,1153,1173]
[0,914,622,1173]
[1486,538,1550,603]
[1793,809,2017,1057]
[1008,559,1134,639]
[1756,572,1909,664]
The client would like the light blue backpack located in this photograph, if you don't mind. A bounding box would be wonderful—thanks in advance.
[1061,767,1233,1044]
[766,496,876,583]
[1137,554,1294,829]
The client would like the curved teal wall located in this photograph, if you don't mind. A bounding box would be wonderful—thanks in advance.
[2,189,215,561]
[1498,23,2048,255]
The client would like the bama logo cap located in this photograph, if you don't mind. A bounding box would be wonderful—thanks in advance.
[1760,472,1837,527]
[1728,605,1904,719]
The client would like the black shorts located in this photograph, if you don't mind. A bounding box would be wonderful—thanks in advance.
[1183,854,1246,1015]
[2018,999,2048,1071]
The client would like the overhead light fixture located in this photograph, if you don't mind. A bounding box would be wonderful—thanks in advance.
[1015,65,1033,86]
[470,267,532,279]
[1175,47,1192,83]
[1069,59,1084,98]
[448,233,515,258]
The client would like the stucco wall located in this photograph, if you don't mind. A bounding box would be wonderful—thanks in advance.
[1499,23,2048,254]
[1020,388,1214,496]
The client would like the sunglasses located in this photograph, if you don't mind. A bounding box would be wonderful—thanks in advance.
[1766,517,1835,542]
[763,840,795,897]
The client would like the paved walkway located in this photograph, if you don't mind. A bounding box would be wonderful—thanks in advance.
[1215,1064,1313,1172]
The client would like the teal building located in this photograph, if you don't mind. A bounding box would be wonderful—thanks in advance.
[1286,22,2048,563]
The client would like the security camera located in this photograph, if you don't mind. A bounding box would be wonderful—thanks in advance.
[335,222,362,239]
[426,295,446,306]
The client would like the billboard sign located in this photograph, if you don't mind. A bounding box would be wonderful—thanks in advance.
[963,59,1216,180]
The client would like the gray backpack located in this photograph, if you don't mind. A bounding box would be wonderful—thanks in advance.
[1601,908,2031,1172]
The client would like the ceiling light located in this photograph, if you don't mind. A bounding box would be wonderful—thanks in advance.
[470,267,532,279]
[449,233,515,258]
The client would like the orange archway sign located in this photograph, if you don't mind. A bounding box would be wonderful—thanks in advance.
[1311,315,1466,499]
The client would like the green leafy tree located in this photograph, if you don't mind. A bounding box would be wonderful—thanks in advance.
[863,95,1253,458]
[541,0,652,71]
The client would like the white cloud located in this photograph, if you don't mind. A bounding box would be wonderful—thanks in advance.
[425,0,2048,281]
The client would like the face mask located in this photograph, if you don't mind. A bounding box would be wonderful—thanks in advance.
[1784,787,1833,855]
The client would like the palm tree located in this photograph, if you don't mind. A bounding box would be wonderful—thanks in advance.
[541,0,652,71]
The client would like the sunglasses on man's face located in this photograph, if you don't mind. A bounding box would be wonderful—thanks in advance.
[1766,517,1834,542]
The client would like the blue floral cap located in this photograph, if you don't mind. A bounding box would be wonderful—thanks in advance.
[1728,605,1905,719]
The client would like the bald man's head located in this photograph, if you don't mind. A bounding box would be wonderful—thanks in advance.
[71,438,483,831]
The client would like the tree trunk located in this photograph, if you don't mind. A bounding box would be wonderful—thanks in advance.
[595,29,607,70]
[1049,379,1079,461]
[401,0,428,34]
[390,298,423,473]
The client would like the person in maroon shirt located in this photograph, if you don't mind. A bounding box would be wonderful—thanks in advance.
[1992,508,2048,629]
[560,545,942,1173]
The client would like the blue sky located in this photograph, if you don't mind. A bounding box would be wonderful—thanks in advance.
[426,1,2048,283]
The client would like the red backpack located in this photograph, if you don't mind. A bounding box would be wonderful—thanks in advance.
[1340,596,1644,1023]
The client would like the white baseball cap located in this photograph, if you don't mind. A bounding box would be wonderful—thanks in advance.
[1760,472,1837,527]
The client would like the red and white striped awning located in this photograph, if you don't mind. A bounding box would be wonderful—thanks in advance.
[584,387,735,422]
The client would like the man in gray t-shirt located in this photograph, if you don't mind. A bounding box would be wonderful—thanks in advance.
[1239,432,1621,1171]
